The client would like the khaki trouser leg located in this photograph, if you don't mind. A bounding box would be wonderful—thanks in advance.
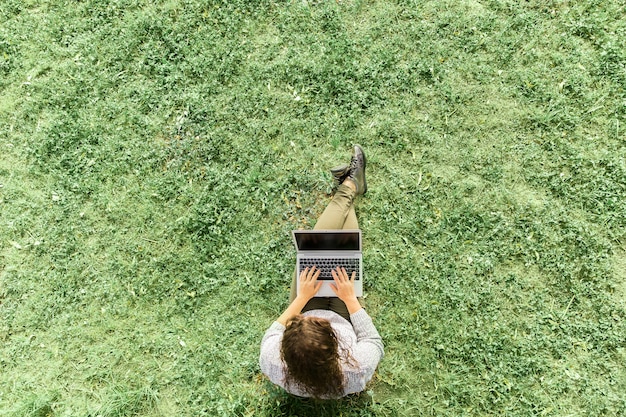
[312,185,358,231]
[289,185,358,322]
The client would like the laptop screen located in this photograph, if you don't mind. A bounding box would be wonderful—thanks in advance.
[293,230,361,251]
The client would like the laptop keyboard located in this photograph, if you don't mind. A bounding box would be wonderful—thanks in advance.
[299,258,360,280]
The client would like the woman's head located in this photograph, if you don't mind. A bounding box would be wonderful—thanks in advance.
[281,315,344,398]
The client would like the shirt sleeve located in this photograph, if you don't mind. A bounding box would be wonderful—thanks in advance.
[259,321,286,386]
[349,308,384,385]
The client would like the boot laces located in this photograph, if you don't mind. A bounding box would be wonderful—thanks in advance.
[349,154,359,174]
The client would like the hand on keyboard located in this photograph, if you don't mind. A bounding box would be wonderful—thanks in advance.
[329,266,357,301]
[298,266,322,300]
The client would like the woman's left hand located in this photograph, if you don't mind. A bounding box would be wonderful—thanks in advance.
[298,266,322,300]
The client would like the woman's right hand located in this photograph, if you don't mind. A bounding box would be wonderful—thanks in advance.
[330,267,360,310]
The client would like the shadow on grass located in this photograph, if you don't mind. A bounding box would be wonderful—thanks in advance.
[263,383,377,417]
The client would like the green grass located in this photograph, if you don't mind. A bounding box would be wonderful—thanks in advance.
[1,0,625,415]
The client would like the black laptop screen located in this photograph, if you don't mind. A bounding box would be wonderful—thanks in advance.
[294,231,360,251]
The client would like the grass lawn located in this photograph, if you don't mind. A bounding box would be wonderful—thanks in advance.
[1,0,625,416]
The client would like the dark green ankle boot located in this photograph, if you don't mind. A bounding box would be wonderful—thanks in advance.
[346,144,367,195]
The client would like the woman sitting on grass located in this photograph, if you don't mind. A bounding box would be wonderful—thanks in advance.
[260,145,384,399]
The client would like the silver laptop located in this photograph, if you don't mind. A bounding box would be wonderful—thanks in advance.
[292,230,363,297]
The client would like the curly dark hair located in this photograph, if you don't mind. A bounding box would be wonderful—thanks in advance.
[280,315,347,399]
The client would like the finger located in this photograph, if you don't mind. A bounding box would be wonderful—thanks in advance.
[307,266,317,280]
[342,267,348,280]
[313,267,321,280]
[334,267,344,281]
[299,267,309,280]
[350,270,356,283]
[329,283,339,295]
